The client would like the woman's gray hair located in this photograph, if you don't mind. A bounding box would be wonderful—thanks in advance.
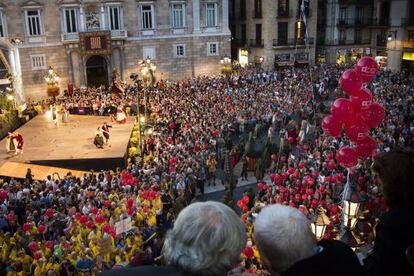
[254,204,317,273]
[162,201,246,276]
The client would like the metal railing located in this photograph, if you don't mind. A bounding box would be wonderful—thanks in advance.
[253,10,262,19]
[277,8,293,17]
[61,29,127,42]
[272,37,314,47]
[370,18,389,27]
[337,18,372,26]
[401,18,414,26]
[249,39,264,47]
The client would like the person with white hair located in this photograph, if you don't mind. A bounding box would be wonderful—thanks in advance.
[254,204,365,276]
[102,201,246,276]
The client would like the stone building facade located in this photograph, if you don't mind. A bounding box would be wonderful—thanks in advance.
[0,0,230,101]
[229,0,317,70]
[317,0,375,65]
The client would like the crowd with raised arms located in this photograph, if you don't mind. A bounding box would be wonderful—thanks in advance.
[0,64,413,275]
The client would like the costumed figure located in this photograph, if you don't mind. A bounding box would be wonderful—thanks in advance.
[61,106,69,123]
[51,104,58,126]
[7,132,24,155]
[94,132,105,149]
[113,106,127,124]
[100,122,112,145]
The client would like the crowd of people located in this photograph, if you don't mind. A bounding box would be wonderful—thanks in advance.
[0,63,413,275]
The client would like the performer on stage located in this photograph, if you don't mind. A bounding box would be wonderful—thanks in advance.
[6,132,24,155]
[110,106,127,124]
[51,104,58,126]
[61,106,69,123]
[100,122,112,145]
[94,132,105,149]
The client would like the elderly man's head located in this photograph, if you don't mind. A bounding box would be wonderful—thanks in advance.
[162,201,246,276]
[254,204,317,275]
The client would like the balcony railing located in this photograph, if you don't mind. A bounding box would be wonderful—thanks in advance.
[338,38,370,45]
[253,11,262,19]
[61,32,79,42]
[272,37,314,47]
[249,39,264,47]
[337,18,372,26]
[277,8,292,17]
[403,40,414,49]
[370,18,389,27]
[232,38,247,46]
[401,18,414,27]
[111,29,127,38]
[62,29,127,42]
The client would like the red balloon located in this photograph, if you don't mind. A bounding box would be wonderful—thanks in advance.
[75,212,82,221]
[45,240,53,249]
[298,162,305,169]
[350,88,373,112]
[90,207,99,215]
[104,200,111,209]
[288,167,295,175]
[345,121,369,142]
[95,214,105,224]
[355,136,377,159]
[360,103,385,129]
[33,250,42,260]
[37,225,46,234]
[331,98,355,125]
[355,56,378,83]
[0,190,8,200]
[274,174,281,182]
[244,246,254,259]
[242,206,249,213]
[23,223,31,232]
[103,224,112,233]
[45,209,54,218]
[328,161,336,170]
[280,156,287,162]
[340,69,363,96]
[288,137,294,144]
[257,182,264,191]
[86,220,95,230]
[80,215,88,224]
[29,241,39,252]
[237,200,244,208]
[271,154,277,161]
[336,147,358,168]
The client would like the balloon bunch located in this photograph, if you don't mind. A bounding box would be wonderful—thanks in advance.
[140,189,158,201]
[322,57,384,168]
[237,196,250,213]
[121,171,138,186]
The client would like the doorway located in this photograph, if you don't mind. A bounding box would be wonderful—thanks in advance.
[86,55,108,88]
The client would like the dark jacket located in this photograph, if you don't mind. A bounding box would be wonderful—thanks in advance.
[364,207,414,276]
[100,266,201,276]
[282,240,366,276]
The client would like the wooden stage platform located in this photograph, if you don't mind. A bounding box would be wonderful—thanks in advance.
[0,114,135,174]
[0,161,87,180]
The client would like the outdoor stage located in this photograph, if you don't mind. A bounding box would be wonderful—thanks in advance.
[0,114,135,173]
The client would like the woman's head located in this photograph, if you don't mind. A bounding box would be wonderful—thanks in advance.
[372,149,414,209]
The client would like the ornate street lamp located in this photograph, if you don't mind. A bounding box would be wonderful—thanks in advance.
[44,66,60,98]
[343,182,364,229]
[220,55,232,76]
[310,206,330,240]
[139,57,156,121]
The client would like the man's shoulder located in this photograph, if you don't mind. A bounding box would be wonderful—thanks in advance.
[100,266,200,276]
